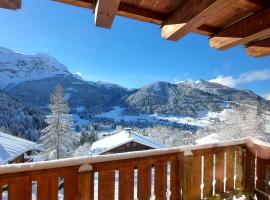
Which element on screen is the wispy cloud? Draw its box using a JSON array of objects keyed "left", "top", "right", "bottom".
[{"left": 209, "top": 69, "right": 270, "bottom": 87}]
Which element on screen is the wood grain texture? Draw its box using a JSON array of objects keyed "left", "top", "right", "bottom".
[
  {"left": 119, "top": 167, "right": 134, "bottom": 200},
  {"left": 203, "top": 153, "right": 213, "bottom": 198},
  {"left": 215, "top": 151, "right": 225, "bottom": 194},
  {"left": 94, "top": 0, "right": 121, "bottom": 28},
  {"left": 78, "top": 171, "right": 94, "bottom": 200},
  {"left": 246, "top": 37, "right": 270, "bottom": 57},
  {"left": 161, "top": 0, "right": 233, "bottom": 41},
  {"left": 170, "top": 158, "right": 181, "bottom": 200},
  {"left": 0, "top": 0, "right": 21, "bottom": 10},
  {"left": 137, "top": 163, "right": 152, "bottom": 200},
  {"left": 37, "top": 175, "right": 58, "bottom": 200},
  {"left": 210, "top": 8, "right": 270, "bottom": 50},
  {"left": 98, "top": 170, "right": 115, "bottom": 200},
  {"left": 154, "top": 160, "right": 167, "bottom": 200}
]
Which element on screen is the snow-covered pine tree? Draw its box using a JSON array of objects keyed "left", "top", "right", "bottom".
[{"left": 41, "top": 84, "right": 74, "bottom": 160}]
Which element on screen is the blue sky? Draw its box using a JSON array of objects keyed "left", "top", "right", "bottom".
[{"left": 0, "top": 0, "right": 269, "bottom": 98}]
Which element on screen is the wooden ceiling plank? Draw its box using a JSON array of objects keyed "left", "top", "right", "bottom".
[
  {"left": 161, "top": 0, "right": 233, "bottom": 41},
  {"left": 117, "top": 4, "right": 165, "bottom": 25},
  {"left": 210, "top": 7, "right": 270, "bottom": 50},
  {"left": 246, "top": 37, "right": 270, "bottom": 57},
  {"left": 94, "top": 0, "right": 121, "bottom": 28}
]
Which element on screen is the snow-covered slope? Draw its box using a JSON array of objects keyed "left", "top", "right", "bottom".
[{"left": 0, "top": 47, "right": 71, "bottom": 88}]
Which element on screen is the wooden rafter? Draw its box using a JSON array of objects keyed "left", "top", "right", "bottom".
[
  {"left": 246, "top": 37, "right": 270, "bottom": 57},
  {"left": 210, "top": 8, "right": 270, "bottom": 50},
  {"left": 0, "top": 0, "right": 21, "bottom": 10},
  {"left": 161, "top": 0, "right": 234, "bottom": 41},
  {"left": 93, "top": 0, "right": 121, "bottom": 28}
]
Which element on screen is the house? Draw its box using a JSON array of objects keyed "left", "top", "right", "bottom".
[
  {"left": 0, "top": 132, "right": 38, "bottom": 164},
  {"left": 90, "top": 128, "right": 166, "bottom": 155}
]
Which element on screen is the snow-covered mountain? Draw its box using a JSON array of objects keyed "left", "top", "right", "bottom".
[
  {"left": 123, "top": 80, "right": 269, "bottom": 117},
  {"left": 1, "top": 46, "right": 269, "bottom": 132},
  {"left": 0, "top": 47, "right": 71, "bottom": 88}
]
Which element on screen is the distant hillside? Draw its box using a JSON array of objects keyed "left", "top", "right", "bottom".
[{"left": 0, "top": 90, "right": 44, "bottom": 141}]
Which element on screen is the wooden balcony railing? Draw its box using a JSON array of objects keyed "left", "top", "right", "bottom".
[{"left": 0, "top": 137, "right": 270, "bottom": 200}]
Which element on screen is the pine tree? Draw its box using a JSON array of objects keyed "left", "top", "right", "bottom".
[{"left": 41, "top": 84, "right": 74, "bottom": 160}]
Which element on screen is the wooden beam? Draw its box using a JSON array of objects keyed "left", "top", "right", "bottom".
[
  {"left": 0, "top": 0, "right": 21, "bottom": 10},
  {"left": 53, "top": 0, "right": 164, "bottom": 24},
  {"left": 246, "top": 37, "right": 270, "bottom": 57},
  {"left": 161, "top": 0, "right": 233, "bottom": 41},
  {"left": 210, "top": 8, "right": 270, "bottom": 50},
  {"left": 94, "top": 0, "right": 121, "bottom": 28}
]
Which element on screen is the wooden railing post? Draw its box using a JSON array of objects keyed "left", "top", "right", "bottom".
[
  {"left": 78, "top": 164, "right": 94, "bottom": 200},
  {"left": 182, "top": 150, "right": 200, "bottom": 200},
  {"left": 243, "top": 148, "right": 255, "bottom": 196}
]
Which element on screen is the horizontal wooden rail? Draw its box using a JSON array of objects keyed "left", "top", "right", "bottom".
[{"left": 0, "top": 137, "right": 269, "bottom": 200}]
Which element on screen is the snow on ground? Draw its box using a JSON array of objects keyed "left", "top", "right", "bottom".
[
  {"left": 72, "top": 114, "right": 89, "bottom": 127},
  {"left": 96, "top": 106, "right": 233, "bottom": 127}
]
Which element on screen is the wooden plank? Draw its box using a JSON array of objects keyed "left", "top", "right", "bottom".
[
  {"left": 117, "top": 4, "right": 165, "bottom": 25},
  {"left": 154, "top": 160, "right": 167, "bottom": 200},
  {"left": 137, "top": 163, "right": 152, "bottom": 200},
  {"left": 0, "top": 0, "right": 21, "bottom": 10},
  {"left": 210, "top": 8, "right": 270, "bottom": 50},
  {"left": 119, "top": 167, "right": 134, "bottom": 200},
  {"left": 226, "top": 148, "right": 235, "bottom": 192},
  {"left": 203, "top": 153, "right": 213, "bottom": 198},
  {"left": 63, "top": 169, "right": 79, "bottom": 200},
  {"left": 170, "top": 158, "right": 181, "bottom": 200},
  {"left": 246, "top": 37, "right": 270, "bottom": 57},
  {"left": 182, "top": 153, "right": 201, "bottom": 200},
  {"left": 98, "top": 170, "right": 115, "bottom": 200},
  {"left": 78, "top": 171, "right": 94, "bottom": 200},
  {"left": 215, "top": 151, "right": 224, "bottom": 194},
  {"left": 161, "top": 0, "right": 233, "bottom": 41},
  {"left": 94, "top": 0, "right": 121, "bottom": 28},
  {"left": 0, "top": 183, "right": 2, "bottom": 200},
  {"left": 37, "top": 175, "right": 58, "bottom": 200},
  {"left": 235, "top": 148, "right": 244, "bottom": 189},
  {"left": 8, "top": 179, "right": 32, "bottom": 200},
  {"left": 244, "top": 149, "right": 255, "bottom": 194}
]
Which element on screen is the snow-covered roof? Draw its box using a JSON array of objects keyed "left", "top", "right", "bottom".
[
  {"left": 195, "top": 133, "right": 221, "bottom": 145},
  {"left": 90, "top": 129, "right": 166, "bottom": 155},
  {"left": 0, "top": 132, "right": 38, "bottom": 164}
]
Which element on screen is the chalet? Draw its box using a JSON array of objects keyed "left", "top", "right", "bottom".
[
  {"left": 90, "top": 128, "right": 166, "bottom": 155},
  {"left": 0, "top": 132, "right": 38, "bottom": 164}
]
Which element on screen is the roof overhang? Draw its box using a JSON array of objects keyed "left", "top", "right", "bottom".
[
  {"left": 53, "top": 0, "right": 270, "bottom": 57},
  {"left": 0, "top": 0, "right": 21, "bottom": 10}
]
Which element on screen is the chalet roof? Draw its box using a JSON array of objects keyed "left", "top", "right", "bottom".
[
  {"left": 0, "top": 132, "right": 38, "bottom": 164},
  {"left": 90, "top": 129, "right": 166, "bottom": 155}
]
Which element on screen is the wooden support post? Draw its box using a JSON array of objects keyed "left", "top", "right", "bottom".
[
  {"left": 94, "top": 0, "right": 121, "bottom": 28},
  {"left": 78, "top": 164, "right": 94, "bottom": 200}
]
